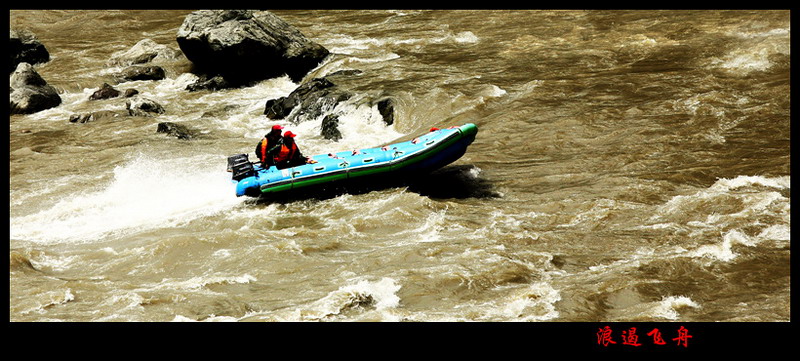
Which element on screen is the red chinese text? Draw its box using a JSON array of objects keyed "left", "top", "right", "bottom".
[{"left": 597, "top": 326, "right": 692, "bottom": 348}]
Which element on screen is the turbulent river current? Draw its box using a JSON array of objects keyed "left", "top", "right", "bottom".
[{"left": 9, "top": 10, "right": 790, "bottom": 325}]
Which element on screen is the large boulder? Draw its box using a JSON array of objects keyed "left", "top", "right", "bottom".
[
  {"left": 10, "top": 29, "right": 50, "bottom": 73},
  {"left": 10, "top": 62, "right": 61, "bottom": 114},
  {"left": 176, "top": 10, "right": 329, "bottom": 86}
]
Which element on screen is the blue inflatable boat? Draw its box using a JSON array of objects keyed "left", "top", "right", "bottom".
[{"left": 227, "top": 123, "right": 478, "bottom": 197}]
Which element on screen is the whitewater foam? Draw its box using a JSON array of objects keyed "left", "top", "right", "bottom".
[
  {"left": 10, "top": 154, "right": 245, "bottom": 244},
  {"left": 649, "top": 296, "right": 701, "bottom": 320},
  {"left": 295, "top": 277, "right": 402, "bottom": 321},
  {"left": 711, "top": 27, "right": 789, "bottom": 74},
  {"left": 494, "top": 282, "right": 561, "bottom": 321}
]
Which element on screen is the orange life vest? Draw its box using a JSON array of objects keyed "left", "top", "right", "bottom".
[
  {"left": 273, "top": 142, "right": 297, "bottom": 164},
  {"left": 260, "top": 138, "right": 269, "bottom": 163}
]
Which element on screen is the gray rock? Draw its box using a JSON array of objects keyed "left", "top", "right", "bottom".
[
  {"left": 176, "top": 10, "right": 329, "bottom": 86},
  {"left": 9, "top": 62, "right": 61, "bottom": 114},
  {"left": 126, "top": 96, "right": 165, "bottom": 116},
  {"left": 156, "top": 121, "right": 194, "bottom": 140},
  {"left": 376, "top": 98, "right": 394, "bottom": 126},
  {"left": 262, "top": 73, "right": 397, "bottom": 142},
  {"left": 68, "top": 110, "right": 122, "bottom": 123},
  {"left": 109, "top": 38, "right": 181, "bottom": 66},
  {"left": 320, "top": 114, "right": 342, "bottom": 141},
  {"left": 117, "top": 65, "right": 166, "bottom": 81},
  {"left": 89, "top": 83, "right": 121, "bottom": 100},
  {"left": 263, "top": 77, "right": 351, "bottom": 123},
  {"left": 185, "top": 74, "right": 233, "bottom": 92},
  {"left": 10, "top": 29, "right": 49, "bottom": 73}
]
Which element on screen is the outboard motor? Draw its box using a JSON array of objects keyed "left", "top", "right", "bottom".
[{"left": 227, "top": 154, "right": 255, "bottom": 181}]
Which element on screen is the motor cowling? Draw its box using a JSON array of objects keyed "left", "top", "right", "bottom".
[{"left": 227, "top": 153, "right": 255, "bottom": 181}]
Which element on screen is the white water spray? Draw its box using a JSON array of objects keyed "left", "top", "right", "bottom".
[{"left": 10, "top": 154, "right": 245, "bottom": 245}]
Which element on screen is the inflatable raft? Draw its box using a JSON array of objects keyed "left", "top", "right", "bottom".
[{"left": 228, "top": 123, "right": 478, "bottom": 197}]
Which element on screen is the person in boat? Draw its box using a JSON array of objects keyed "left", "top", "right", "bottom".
[
  {"left": 273, "top": 131, "right": 316, "bottom": 169},
  {"left": 255, "top": 124, "right": 284, "bottom": 168}
]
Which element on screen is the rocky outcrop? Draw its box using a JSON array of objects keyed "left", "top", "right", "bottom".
[
  {"left": 109, "top": 38, "right": 181, "bottom": 66},
  {"left": 156, "top": 121, "right": 194, "bottom": 140},
  {"left": 185, "top": 74, "right": 234, "bottom": 92},
  {"left": 264, "top": 77, "right": 351, "bottom": 122},
  {"left": 126, "top": 96, "right": 165, "bottom": 116},
  {"left": 10, "top": 29, "right": 50, "bottom": 73},
  {"left": 107, "top": 39, "right": 175, "bottom": 83},
  {"left": 320, "top": 114, "right": 342, "bottom": 141},
  {"left": 176, "top": 10, "right": 329, "bottom": 88},
  {"left": 116, "top": 65, "right": 166, "bottom": 81},
  {"left": 90, "top": 83, "right": 121, "bottom": 100},
  {"left": 262, "top": 71, "right": 396, "bottom": 140},
  {"left": 89, "top": 83, "right": 140, "bottom": 100},
  {"left": 68, "top": 110, "right": 122, "bottom": 124},
  {"left": 376, "top": 98, "right": 394, "bottom": 126},
  {"left": 10, "top": 62, "right": 61, "bottom": 114}
]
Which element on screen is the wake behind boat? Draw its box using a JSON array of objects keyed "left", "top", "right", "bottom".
[{"left": 228, "top": 123, "right": 478, "bottom": 198}]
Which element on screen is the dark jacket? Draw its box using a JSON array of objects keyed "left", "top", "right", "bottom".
[{"left": 255, "top": 135, "right": 282, "bottom": 167}]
